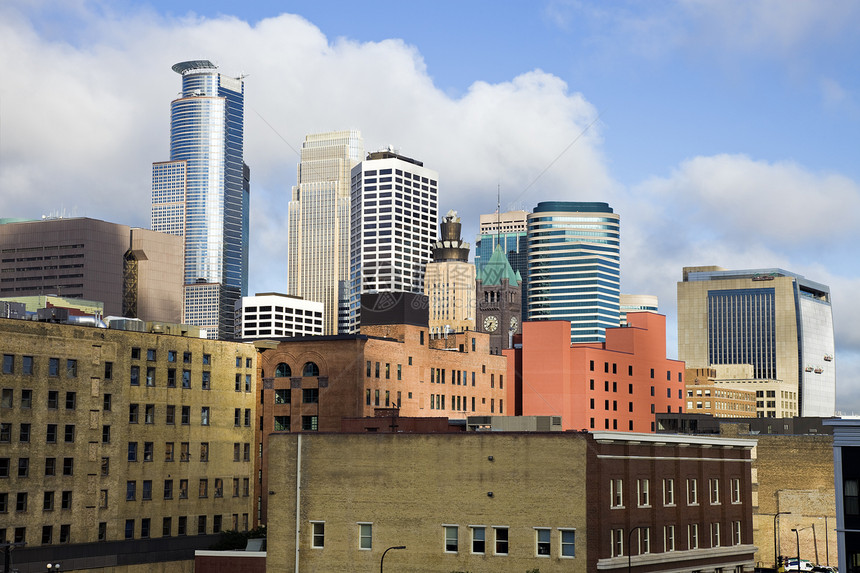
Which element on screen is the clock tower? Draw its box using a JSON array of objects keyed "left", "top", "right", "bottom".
[{"left": 476, "top": 244, "right": 522, "bottom": 354}]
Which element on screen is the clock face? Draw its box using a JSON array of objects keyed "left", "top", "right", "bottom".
[
  {"left": 483, "top": 315, "right": 499, "bottom": 332},
  {"left": 509, "top": 316, "right": 519, "bottom": 331}
]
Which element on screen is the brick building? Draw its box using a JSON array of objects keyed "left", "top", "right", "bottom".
[
  {"left": 265, "top": 431, "right": 756, "bottom": 572},
  {"left": 685, "top": 367, "right": 758, "bottom": 418},
  {"left": 254, "top": 321, "right": 507, "bottom": 526},
  {"left": 506, "top": 312, "right": 685, "bottom": 432},
  {"left": 0, "top": 317, "right": 256, "bottom": 571}
]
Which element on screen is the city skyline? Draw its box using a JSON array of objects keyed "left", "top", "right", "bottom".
[{"left": 0, "top": 2, "right": 858, "bottom": 410}]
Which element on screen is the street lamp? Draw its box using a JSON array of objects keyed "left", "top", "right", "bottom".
[
  {"left": 774, "top": 511, "right": 789, "bottom": 569},
  {"left": 791, "top": 528, "right": 800, "bottom": 571},
  {"left": 627, "top": 526, "right": 647, "bottom": 573},
  {"left": 46, "top": 564, "right": 61, "bottom": 571},
  {"left": 380, "top": 545, "right": 405, "bottom": 573}
]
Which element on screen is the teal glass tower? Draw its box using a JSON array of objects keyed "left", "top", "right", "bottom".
[
  {"left": 152, "top": 60, "right": 249, "bottom": 339},
  {"left": 526, "top": 201, "right": 620, "bottom": 343}
]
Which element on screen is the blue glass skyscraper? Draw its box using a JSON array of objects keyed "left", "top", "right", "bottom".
[
  {"left": 526, "top": 201, "right": 620, "bottom": 343},
  {"left": 152, "top": 60, "right": 248, "bottom": 339}
]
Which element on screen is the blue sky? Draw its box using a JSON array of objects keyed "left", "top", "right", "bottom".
[{"left": 2, "top": 0, "right": 859, "bottom": 410}]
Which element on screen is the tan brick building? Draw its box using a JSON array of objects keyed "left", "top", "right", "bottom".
[
  {"left": 254, "top": 323, "right": 507, "bottom": 525},
  {"left": 265, "top": 431, "right": 756, "bottom": 572},
  {"left": 0, "top": 317, "right": 256, "bottom": 570},
  {"left": 686, "top": 367, "right": 758, "bottom": 418}
]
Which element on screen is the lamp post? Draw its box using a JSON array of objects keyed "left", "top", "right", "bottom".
[
  {"left": 380, "top": 545, "right": 405, "bottom": 573},
  {"left": 627, "top": 526, "right": 647, "bottom": 573},
  {"left": 773, "top": 511, "right": 788, "bottom": 569},
  {"left": 791, "top": 528, "right": 800, "bottom": 571}
]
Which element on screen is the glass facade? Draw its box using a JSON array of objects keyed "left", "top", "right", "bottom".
[
  {"left": 152, "top": 61, "right": 248, "bottom": 339},
  {"left": 707, "top": 288, "right": 776, "bottom": 379},
  {"left": 526, "top": 202, "right": 620, "bottom": 343}
]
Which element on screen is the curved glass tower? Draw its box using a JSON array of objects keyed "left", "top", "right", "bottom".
[
  {"left": 152, "top": 60, "right": 248, "bottom": 339},
  {"left": 526, "top": 201, "right": 620, "bottom": 343}
]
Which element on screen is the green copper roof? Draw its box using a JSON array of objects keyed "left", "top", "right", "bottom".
[{"left": 477, "top": 245, "right": 521, "bottom": 286}]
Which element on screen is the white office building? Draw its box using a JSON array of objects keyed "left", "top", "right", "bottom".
[{"left": 234, "top": 293, "right": 324, "bottom": 339}]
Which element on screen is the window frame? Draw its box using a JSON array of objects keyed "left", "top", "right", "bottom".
[
  {"left": 470, "top": 525, "right": 486, "bottom": 555},
  {"left": 559, "top": 528, "right": 576, "bottom": 558},
  {"left": 311, "top": 521, "right": 325, "bottom": 549},
  {"left": 358, "top": 522, "right": 372, "bottom": 550},
  {"left": 443, "top": 524, "right": 459, "bottom": 553},
  {"left": 535, "top": 527, "right": 551, "bottom": 556}
]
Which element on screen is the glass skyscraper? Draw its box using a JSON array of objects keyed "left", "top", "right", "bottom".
[
  {"left": 526, "top": 201, "right": 620, "bottom": 343},
  {"left": 152, "top": 60, "right": 248, "bottom": 339}
]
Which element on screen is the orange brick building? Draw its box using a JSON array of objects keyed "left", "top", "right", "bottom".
[
  {"left": 506, "top": 312, "right": 685, "bottom": 432},
  {"left": 254, "top": 322, "right": 507, "bottom": 525}
]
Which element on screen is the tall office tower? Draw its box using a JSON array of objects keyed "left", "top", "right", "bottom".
[
  {"left": 526, "top": 201, "right": 620, "bottom": 343},
  {"left": 425, "top": 210, "right": 475, "bottom": 336},
  {"left": 475, "top": 210, "right": 529, "bottom": 320},
  {"left": 678, "top": 266, "right": 835, "bottom": 417},
  {"left": 152, "top": 60, "right": 249, "bottom": 340},
  {"left": 287, "top": 130, "right": 364, "bottom": 335},
  {"left": 348, "top": 149, "right": 438, "bottom": 331}
]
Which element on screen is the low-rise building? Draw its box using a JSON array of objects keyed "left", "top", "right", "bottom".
[
  {"left": 234, "top": 292, "right": 324, "bottom": 339},
  {"left": 0, "top": 316, "right": 256, "bottom": 570},
  {"left": 506, "top": 312, "right": 685, "bottom": 432},
  {"left": 686, "top": 367, "right": 758, "bottom": 418},
  {"left": 265, "top": 431, "right": 756, "bottom": 572}
]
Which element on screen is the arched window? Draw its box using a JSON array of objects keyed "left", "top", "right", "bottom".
[
  {"left": 275, "top": 363, "right": 291, "bottom": 378},
  {"left": 302, "top": 362, "right": 320, "bottom": 377}
]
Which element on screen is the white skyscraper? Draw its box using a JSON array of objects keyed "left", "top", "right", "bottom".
[
  {"left": 348, "top": 149, "right": 438, "bottom": 331},
  {"left": 287, "top": 130, "right": 364, "bottom": 335}
]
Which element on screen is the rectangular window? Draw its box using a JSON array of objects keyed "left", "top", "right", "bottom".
[
  {"left": 203, "top": 354, "right": 211, "bottom": 365},
  {"left": 98, "top": 457, "right": 107, "bottom": 476},
  {"left": 0, "top": 423, "right": 9, "bottom": 442},
  {"left": 146, "top": 366, "right": 155, "bottom": 386},
  {"left": 2, "top": 354, "right": 12, "bottom": 374},
  {"left": 303, "top": 388, "right": 319, "bottom": 403},
  {"left": 166, "top": 405, "right": 175, "bottom": 425},
  {"left": 711, "top": 522, "right": 721, "bottom": 547},
  {"left": 359, "top": 523, "right": 372, "bottom": 550},
  {"left": 66, "top": 359, "right": 77, "bottom": 378},
  {"left": 142, "top": 480, "right": 152, "bottom": 501},
  {"left": 182, "top": 370, "right": 191, "bottom": 388},
  {"left": 471, "top": 526, "right": 485, "bottom": 554},
  {"left": 179, "top": 479, "right": 188, "bottom": 499},
  {"left": 63, "top": 457, "right": 73, "bottom": 475},
  {"left": 710, "top": 478, "right": 721, "bottom": 504},
  {"left": 104, "top": 361, "right": 113, "bottom": 379},
  {"left": 103, "top": 393, "right": 111, "bottom": 411},
  {"left": 43, "top": 491, "right": 54, "bottom": 511},
  {"left": 202, "top": 371, "right": 210, "bottom": 389},
  {"left": 732, "top": 521, "right": 742, "bottom": 545},
  {"left": 181, "top": 442, "right": 190, "bottom": 462},
  {"left": 164, "top": 480, "right": 173, "bottom": 499},
  {"left": 688, "top": 523, "right": 699, "bottom": 549},
  {"left": 663, "top": 478, "right": 675, "bottom": 506},
  {"left": 638, "top": 527, "right": 650, "bottom": 554},
  {"left": 664, "top": 525, "right": 675, "bottom": 551},
  {"left": 559, "top": 530, "right": 577, "bottom": 558},
  {"left": 275, "top": 389, "right": 290, "bottom": 404},
  {"left": 145, "top": 404, "right": 154, "bottom": 424},
  {"left": 17, "top": 457, "right": 28, "bottom": 477},
  {"left": 201, "top": 406, "right": 210, "bottom": 426},
  {"left": 102, "top": 425, "right": 112, "bottom": 444},
  {"left": 302, "top": 416, "right": 318, "bottom": 431},
  {"left": 687, "top": 478, "right": 698, "bottom": 505},
  {"left": 181, "top": 406, "right": 190, "bottom": 425},
  {"left": 214, "top": 478, "right": 223, "bottom": 498},
  {"left": 731, "top": 478, "right": 741, "bottom": 504},
  {"left": 178, "top": 516, "right": 187, "bottom": 535},
  {"left": 64, "top": 424, "right": 74, "bottom": 442},
  {"left": 130, "top": 365, "right": 140, "bottom": 386},
  {"left": 127, "top": 442, "right": 137, "bottom": 462},
  {"left": 126, "top": 481, "right": 136, "bottom": 501},
  {"left": 198, "top": 515, "right": 207, "bottom": 535},
  {"left": 184, "top": 351, "right": 192, "bottom": 364},
  {"left": 129, "top": 404, "right": 139, "bottom": 424},
  {"left": 41, "top": 525, "right": 52, "bottom": 545},
  {"left": 60, "top": 491, "right": 71, "bottom": 510},
  {"left": 0, "top": 389, "right": 11, "bottom": 409},
  {"left": 140, "top": 518, "right": 151, "bottom": 539},
  {"left": 163, "top": 517, "right": 172, "bottom": 537},
  {"left": 167, "top": 368, "right": 176, "bottom": 387},
  {"left": 19, "top": 423, "right": 30, "bottom": 443},
  {"left": 444, "top": 525, "right": 458, "bottom": 552},
  {"left": 610, "top": 478, "right": 623, "bottom": 508},
  {"left": 312, "top": 522, "right": 325, "bottom": 548},
  {"left": 274, "top": 416, "right": 289, "bottom": 431},
  {"left": 494, "top": 527, "right": 509, "bottom": 555},
  {"left": 199, "top": 479, "right": 208, "bottom": 498},
  {"left": 143, "top": 442, "right": 153, "bottom": 462},
  {"left": 147, "top": 349, "right": 156, "bottom": 361},
  {"left": 611, "top": 528, "right": 624, "bottom": 557},
  {"left": 49, "top": 357, "right": 60, "bottom": 376},
  {"left": 638, "top": 478, "right": 650, "bottom": 507},
  {"left": 536, "top": 527, "right": 551, "bottom": 556}
]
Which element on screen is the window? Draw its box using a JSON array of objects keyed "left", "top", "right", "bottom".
[
  {"left": 47, "top": 390, "right": 58, "bottom": 409},
  {"left": 244, "top": 409, "right": 251, "bottom": 426},
  {"left": 63, "top": 457, "right": 73, "bottom": 475},
  {"left": 711, "top": 522, "right": 721, "bottom": 547},
  {"left": 125, "top": 519, "right": 134, "bottom": 539},
  {"left": 213, "top": 515, "right": 222, "bottom": 534},
  {"left": 19, "top": 423, "right": 30, "bottom": 443},
  {"left": 141, "top": 518, "right": 151, "bottom": 539},
  {"left": 166, "top": 405, "right": 175, "bottom": 425},
  {"left": 0, "top": 389, "right": 10, "bottom": 408},
  {"left": 60, "top": 491, "right": 72, "bottom": 510},
  {"left": 536, "top": 528, "right": 551, "bottom": 556},
  {"left": 610, "top": 478, "right": 623, "bottom": 508},
  {"left": 146, "top": 366, "right": 155, "bottom": 386},
  {"left": 303, "top": 388, "right": 319, "bottom": 403},
  {"left": 243, "top": 478, "right": 250, "bottom": 496},
  {"left": 41, "top": 526, "right": 52, "bottom": 544},
  {"left": 128, "top": 442, "right": 138, "bottom": 462},
  {"left": 201, "top": 407, "right": 210, "bottom": 426},
  {"left": 234, "top": 408, "right": 241, "bottom": 426},
  {"left": 311, "top": 522, "right": 325, "bottom": 548},
  {"left": 0, "top": 458, "right": 7, "bottom": 478},
  {"left": 129, "top": 404, "right": 139, "bottom": 423},
  {"left": 274, "top": 416, "right": 289, "bottom": 431},
  {"left": 732, "top": 521, "right": 742, "bottom": 545},
  {"left": 168, "top": 350, "right": 176, "bottom": 363},
  {"left": 276, "top": 363, "right": 291, "bottom": 378},
  {"left": 203, "top": 354, "right": 211, "bottom": 366},
  {"left": 16, "top": 492, "right": 27, "bottom": 512},
  {"left": 664, "top": 525, "right": 675, "bottom": 551},
  {"left": 731, "top": 478, "right": 741, "bottom": 504},
  {"left": 164, "top": 480, "right": 173, "bottom": 499},
  {"left": 64, "top": 424, "right": 75, "bottom": 442},
  {"left": 178, "top": 516, "right": 187, "bottom": 535},
  {"left": 49, "top": 357, "right": 60, "bottom": 376},
  {"left": 494, "top": 527, "right": 509, "bottom": 555},
  {"left": 179, "top": 479, "right": 188, "bottom": 499},
  {"left": 130, "top": 365, "right": 140, "bottom": 386},
  {"left": 102, "top": 425, "right": 110, "bottom": 443},
  {"left": 638, "top": 527, "right": 650, "bottom": 554},
  {"left": 688, "top": 523, "right": 699, "bottom": 549},
  {"left": 710, "top": 478, "right": 721, "bottom": 504},
  {"left": 183, "top": 351, "right": 192, "bottom": 364},
  {"left": 18, "top": 458, "right": 28, "bottom": 477},
  {"left": 638, "top": 478, "right": 650, "bottom": 507},
  {"left": 2, "top": 354, "right": 13, "bottom": 374},
  {"left": 65, "top": 391, "right": 77, "bottom": 410},
  {"left": 202, "top": 371, "right": 210, "bottom": 389},
  {"left": 275, "top": 389, "right": 290, "bottom": 404},
  {"left": 98, "top": 522, "right": 107, "bottom": 541},
  {"left": 302, "top": 415, "right": 318, "bottom": 431},
  {"left": 144, "top": 442, "right": 153, "bottom": 462},
  {"left": 444, "top": 525, "right": 458, "bottom": 552},
  {"left": 245, "top": 374, "right": 251, "bottom": 392},
  {"left": 145, "top": 404, "right": 155, "bottom": 424},
  {"left": 303, "top": 362, "right": 320, "bottom": 377},
  {"left": 471, "top": 526, "right": 485, "bottom": 554},
  {"left": 359, "top": 523, "right": 372, "bottom": 550},
  {"left": 126, "top": 481, "right": 136, "bottom": 501},
  {"left": 663, "top": 478, "right": 675, "bottom": 506},
  {"left": 66, "top": 359, "right": 77, "bottom": 378},
  {"left": 687, "top": 478, "right": 698, "bottom": 505},
  {"left": 103, "top": 393, "right": 111, "bottom": 411},
  {"left": 99, "top": 489, "right": 108, "bottom": 508},
  {"left": 20, "top": 389, "right": 32, "bottom": 409},
  {"left": 182, "top": 370, "right": 190, "bottom": 388},
  {"left": 142, "top": 480, "right": 152, "bottom": 501},
  {"left": 181, "top": 406, "right": 190, "bottom": 425},
  {"left": 198, "top": 515, "right": 207, "bottom": 535},
  {"left": 199, "top": 479, "right": 208, "bottom": 498},
  {"left": 104, "top": 361, "right": 113, "bottom": 379},
  {"left": 0, "top": 423, "right": 9, "bottom": 442},
  {"left": 181, "top": 442, "right": 190, "bottom": 462},
  {"left": 233, "top": 478, "right": 240, "bottom": 497},
  {"left": 200, "top": 443, "right": 209, "bottom": 462},
  {"left": 22, "top": 356, "right": 33, "bottom": 375},
  {"left": 557, "top": 528, "right": 576, "bottom": 558},
  {"left": 43, "top": 491, "right": 54, "bottom": 511},
  {"left": 611, "top": 528, "right": 624, "bottom": 557},
  {"left": 167, "top": 368, "right": 176, "bottom": 387},
  {"left": 98, "top": 457, "right": 107, "bottom": 476},
  {"left": 146, "top": 349, "right": 156, "bottom": 361},
  {"left": 214, "top": 478, "right": 223, "bottom": 498}
]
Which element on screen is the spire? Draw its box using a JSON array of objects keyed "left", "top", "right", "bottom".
[{"left": 476, "top": 244, "right": 520, "bottom": 287}]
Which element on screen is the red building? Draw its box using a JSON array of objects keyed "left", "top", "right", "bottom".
[{"left": 506, "top": 312, "right": 685, "bottom": 432}]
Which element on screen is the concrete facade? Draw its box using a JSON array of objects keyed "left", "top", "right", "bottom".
[
  {"left": 0, "top": 218, "right": 183, "bottom": 323},
  {"left": 234, "top": 293, "right": 323, "bottom": 339},
  {"left": 264, "top": 431, "right": 756, "bottom": 572},
  {"left": 506, "top": 312, "right": 685, "bottom": 432},
  {"left": 0, "top": 317, "right": 256, "bottom": 570}
]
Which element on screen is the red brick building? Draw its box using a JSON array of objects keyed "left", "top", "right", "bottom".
[{"left": 506, "top": 312, "right": 684, "bottom": 432}]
